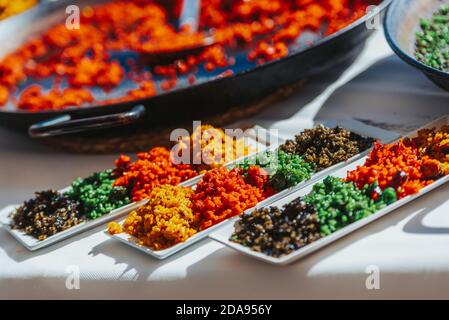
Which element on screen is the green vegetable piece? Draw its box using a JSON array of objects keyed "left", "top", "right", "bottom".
[
  {"left": 66, "top": 170, "right": 130, "bottom": 220},
  {"left": 304, "top": 176, "right": 388, "bottom": 237},
  {"left": 237, "top": 149, "right": 315, "bottom": 191},
  {"left": 379, "top": 187, "right": 397, "bottom": 205}
]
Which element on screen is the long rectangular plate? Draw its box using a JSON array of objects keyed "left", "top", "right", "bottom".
[
  {"left": 209, "top": 116, "right": 449, "bottom": 265},
  {"left": 108, "top": 119, "right": 399, "bottom": 259},
  {"left": 0, "top": 127, "right": 278, "bottom": 251}
]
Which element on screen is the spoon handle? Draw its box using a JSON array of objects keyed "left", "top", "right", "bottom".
[{"left": 179, "top": 0, "right": 201, "bottom": 32}]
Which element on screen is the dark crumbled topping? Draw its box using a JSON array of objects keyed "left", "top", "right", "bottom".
[
  {"left": 280, "top": 125, "right": 374, "bottom": 171},
  {"left": 10, "top": 190, "right": 83, "bottom": 241},
  {"left": 230, "top": 198, "right": 321, "bottom": 257}
]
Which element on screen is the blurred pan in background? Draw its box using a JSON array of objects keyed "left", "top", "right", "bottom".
[{"left": 0, "top": 0, "right": 392, "bottom": 137}]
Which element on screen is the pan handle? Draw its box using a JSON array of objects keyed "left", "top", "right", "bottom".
[{"left": 28, "top": 105, "right": 146, "bottom": 138}]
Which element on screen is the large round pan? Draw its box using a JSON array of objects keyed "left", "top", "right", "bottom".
[{"left": 0, "top": 0, "right": 392, "bottom": 137}]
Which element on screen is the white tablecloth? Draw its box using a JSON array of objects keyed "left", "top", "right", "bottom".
[{"left": 1, "top": 30, "right": 449, "bottom": 299}]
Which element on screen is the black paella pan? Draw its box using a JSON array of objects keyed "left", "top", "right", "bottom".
[{"left": 0, "top": 0, "right": 392, "bottom": 137}]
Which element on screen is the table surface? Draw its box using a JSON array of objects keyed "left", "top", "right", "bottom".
[{"left": 1, "top": 30, "right": 449, "bottom": 299}]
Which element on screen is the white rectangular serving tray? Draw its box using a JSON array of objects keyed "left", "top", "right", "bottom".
[
  {"left": 0, "top": 126, "right": 279, "bottom": 251},
  {"left": 209, "top": 116, "right": 449, "bottom": 266},
  {"left": 108, "top": 119, "right": 399, "bottom": 259}
]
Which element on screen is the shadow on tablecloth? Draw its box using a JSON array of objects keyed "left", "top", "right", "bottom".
[
  {"left": 316, "top": 55, "right": 449, "bottom": 132},
  {"left": 179, "top": 184, "right": 449, "bottom": 299},
  {"left": 0, "top": 223, "right": 109, "bottom": 263}
]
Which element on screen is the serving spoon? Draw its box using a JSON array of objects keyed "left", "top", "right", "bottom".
[{"left": 137, "top": 0, "right": 216, "bottom": 65}]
